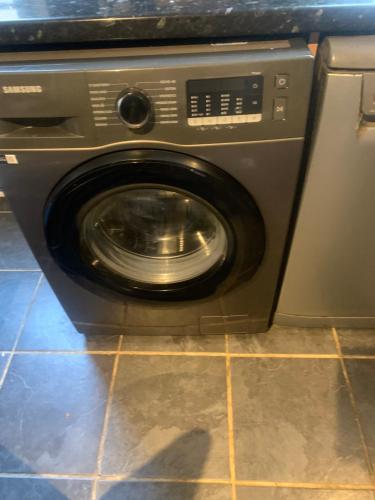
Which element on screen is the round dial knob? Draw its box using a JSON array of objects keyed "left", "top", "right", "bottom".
[{"left": 117, "top": 89, "right": 151, "bottom": 129}]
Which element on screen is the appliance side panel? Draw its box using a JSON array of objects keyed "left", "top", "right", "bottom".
[{"left": 276, "top": 70, "right": 375, "bottom": 324}]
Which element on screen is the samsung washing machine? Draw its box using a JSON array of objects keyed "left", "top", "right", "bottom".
[{"left": 0, "top": 40, "right": 313, "bottom": 336}]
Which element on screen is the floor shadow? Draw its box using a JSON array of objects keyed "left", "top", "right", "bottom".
[
  {"left": 101, "top": 428, "right": 211, "bottom": 500},
  {"left": 134, "top": 427, "right": 211, "bottom": 479},
  {"left": 0, "top": 429, "right": 211, "bottom": 499},
  {"left": 0, "top": 446, "right": 71, "bottom": 499}
]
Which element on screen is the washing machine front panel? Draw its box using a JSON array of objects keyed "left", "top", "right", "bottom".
[
  {"left": 44, "top": 149, "right": 265, "bottom": 301},
  {"left": 1, "top": 139, "right": 307, "bottom": 335}
]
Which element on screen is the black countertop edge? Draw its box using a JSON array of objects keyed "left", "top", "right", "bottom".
[{"left": 0, "top": 5, "right": 375, "bottom": 48}]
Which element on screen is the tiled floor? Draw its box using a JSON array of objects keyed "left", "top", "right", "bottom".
[{"left": 0, "top": 195, "right": 375, "bottom": 500}]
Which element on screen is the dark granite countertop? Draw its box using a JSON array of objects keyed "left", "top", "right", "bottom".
[{"left": 0, "top": 1, "right": 375, "bottom": 47}]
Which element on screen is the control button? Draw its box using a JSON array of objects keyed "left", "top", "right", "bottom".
[
  {"left": 273, "top": 98, "right": 287, "bottom": 121},
  {"left": 117, "top": 89, "right": 152, "bottom": 129},
  {"left": 204, "top": 117, "right": 217, "bottom": 125},
  {"left": 247, "top": 113, "right": 262, "bottom": 123},
  {"left": 188, "top": 114, "right": 263, "bottom": 126},
  {"left": 216, "top": 116, "right": 232, "bottom": 125},
  {"left": 275, "top": 75, "right": 289, "bottom": 89},
  {"left": 232, "top": 115, "right": 247, "bottom": 124},
  {"left": 188, "top": 117, "right": 203, "bottom": 126}
]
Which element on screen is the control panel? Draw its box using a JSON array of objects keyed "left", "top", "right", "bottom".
[
  {"left": 0, "top": 39, "right": 313, "bottom": 148},
  {"left": 187, "top": 76, "right": 263, "bottom": 126}
]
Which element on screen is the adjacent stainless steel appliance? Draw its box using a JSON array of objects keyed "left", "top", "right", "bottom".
[
  {"left": 276, "top": 36, "right": 375, "bottom": 328},
  {"left": 0, "top": 40, "right": 312, "bottom": 335}
]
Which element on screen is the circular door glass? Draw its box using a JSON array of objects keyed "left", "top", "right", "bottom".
[{"left": 78, "top": 186, "right": 229, "bottom": 285}]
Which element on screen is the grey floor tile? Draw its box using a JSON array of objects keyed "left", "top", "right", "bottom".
[
  {"left": 102, "top": 356, "right": 229, "bottom": 478},
  {"left": 229, "top": 325, "right": 336, "bottom": 354},
  {"left": 338, "top": 330, "right": 375, "bottom": 356},
  {"left": 0, "top": 271, "right": 41, "bottom": 350},
  {"left": 17, "top": 278, "right": 119, "bottom": 351},
  {"left": 122, "top": 334, "right": 225, "bottom": 352},
  {"left": 236, "top": 487, "right": 374, "bottom": 499},
  {"left": 97, "top": 481, "right": 231, "bottom": 499},
  {"left": 0, "top": 354, "right": 113, "bottom": 474},
  {"left": 0, "top": 477, "right": 92, "bottom": 499},
  {"left": 0, "top": 213, "right": 39, "bottom": 269},
  {"left": 231, "top": 358, "right": 370, "bottom": 483},
  {"left": 345, "top": 360, "right": 375, "bottom": 468}
]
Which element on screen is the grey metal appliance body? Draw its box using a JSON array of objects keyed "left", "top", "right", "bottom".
[
  {"left": 276, "top": 36, "right": 375, "bottom": 328},
  {"left": 0, "top": 40, "right": 313, "bottom": 335}
]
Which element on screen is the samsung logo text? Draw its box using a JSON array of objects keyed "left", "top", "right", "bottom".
[{"left": 2, "top": 85, "right": 43, "bottom": 94}]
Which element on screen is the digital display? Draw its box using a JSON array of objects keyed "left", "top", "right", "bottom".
[
  {"left": 186, "top": 75, "right": 263, "bottom": 126},
  {"left": 187, "top": 77, "right": 255, "bottom": 93}
]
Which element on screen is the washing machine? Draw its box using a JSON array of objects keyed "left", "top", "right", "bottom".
[{"left": 0, "top": 40, "right": 313, "bottom": 336}]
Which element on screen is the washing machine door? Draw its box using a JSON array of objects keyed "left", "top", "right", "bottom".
[{"left": 45, "top": 150, "right": 265, "bottom": 301}]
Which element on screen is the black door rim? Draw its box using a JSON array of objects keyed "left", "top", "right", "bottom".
[{"left": 44, "top": 149, "right": 266, "bottom": 302}]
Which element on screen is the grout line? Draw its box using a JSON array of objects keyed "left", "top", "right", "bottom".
[
  {"left": 0, "top": 470, "right": 374, "bottom": 490},
  {"left": 2, "top": 350, "right": 348, "bottom": 359},
  {"left": 225, "top": 335, "right": 237, "bottom": 500},
  {"left": 236, "top": 479, "right": 375, "bottom": 490},
  {"left": 0, "top": 273, "right": 43, "bottom": 389},
  {"left": 3, "top": 350, "right": 221, "bottom": 357},
  {"left": 99, "top": 476, "right": 232, "bottom": 485},
  {"left": 121, "top": 350, "right": 226, "bottom": 357},
  {"left": 229, "top": 353, "right": 339, "bottom": 359},
  {"left": 342, "top": 355, "right": 375, "bottom": 360},
  {"left": 332, "top": 327, "right": 375, "bottom": 484},
  {"left": 5, "top": 349, "right": 375, "bottom": 359},
  {"left": 12, "top": 351, "right": 119, "bottom": 356},
  {"left": 0, "top": 473, "right": 96, "bottom": 480},
  {"left": 0, "top": 269, "right": 41, "bottom": 272},
  {"left": 9, "top": 350, "right": 224, "bottom": 357},
  {"left": 91, "top": 335, "right": 123, "bottom": 500}
]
